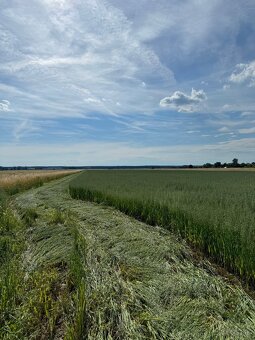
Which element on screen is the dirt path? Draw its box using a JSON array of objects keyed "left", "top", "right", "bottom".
[{"left": 12, "top": 176, "right": 255, "bottom": 339}]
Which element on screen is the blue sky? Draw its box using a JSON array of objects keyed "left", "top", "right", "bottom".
[{"left": 1, "top": 0, "right": 255, "bottom": 166}]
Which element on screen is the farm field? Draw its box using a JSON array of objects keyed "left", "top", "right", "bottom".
[
  {"left": 70, "top": 170, "right": 255, "bottom": 285},
  {"left": 1, "top": 174, "right": 255, "bottom": 339},
  {"left": 2, "top": 0, "right": 255, "bottom": 338},
  {"left": 0, "top": 169, "right": 80, "bottom": 196}
]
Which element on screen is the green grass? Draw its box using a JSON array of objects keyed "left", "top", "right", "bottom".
[
  {"left": 0, "top": 204, "right": 76, "bottom": 339},
  {"left": 0, "top": 174, "right": 79, "bottom": 339},
  {"left": 69, "top": 170, "right": 255, "bottom": 285},
  {"left": 2, "top": 173, "right": 255, "bottom": 338},
  {"left": 1, "top": 174, "right": 254, "bottom": 339}
]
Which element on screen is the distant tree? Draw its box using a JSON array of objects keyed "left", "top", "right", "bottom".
[
  {"left": 214, "top": 162, "right": 222, "bottom": 168},
  {"left": 232, "top": 158, "right": 239, "bottom": 167},
  {"left": 174, "top": 159, "right": 255, "bottom": 169},
  {"left": 203, "top": 163, "right": 212, "bottom": 168}
]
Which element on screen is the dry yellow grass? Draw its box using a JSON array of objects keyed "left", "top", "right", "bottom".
[{"left": 0, "top": 169, "right": 80, "bottom": 194}]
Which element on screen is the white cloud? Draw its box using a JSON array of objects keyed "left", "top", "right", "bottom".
[
  {"left": 241, "top": 111, "right": 255, "bottom": 117},
  {"left": 0, "top": 100, "right": 10, "bottom": 111},
  {"left": 218, "top": 127, "right": 229, "bottom": 133},
  {"left": 229, "top": 61, "right": 255, "bottom": 87},
  {"left": 238, "top": 127, "right": 255, "bottom": 134},
  {"left": 186, "top": 130, "right": 200, "bottom": 134},
  {"left": 160, "top": 88, "right": 207, "bottom": 112},
  {"left": 84, "top": 97, "right": 101, "bottom": 104},
  {"left": 223, "top": 84, "right": 230, "bottom": 90},
  {"left": 222, "top": 104, "right": 231, "bottom": 111}
]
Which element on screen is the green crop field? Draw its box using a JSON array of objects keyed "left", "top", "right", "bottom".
[
  {"left": 70, "top": 170, "right": 255, "bottom": 285},
  {"left": 1, "top": 171, "right": 255, "bottom": 338}
]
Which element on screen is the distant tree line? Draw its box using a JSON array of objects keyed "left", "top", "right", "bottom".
[
  {"left": 202, "top": 158, "right": 255, "bottom": 168},
  {"left": 1, "top": 159, "right": 255, "bottom": 171}
]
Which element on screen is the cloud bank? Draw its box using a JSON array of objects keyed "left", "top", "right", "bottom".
[{"left": 1, "top": 138, "right": 255, "bottom": 166}]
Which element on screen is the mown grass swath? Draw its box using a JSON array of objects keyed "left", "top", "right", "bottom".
[
  {"left": 69, "top": 170, "right": 255, "bottom": 285},
  {"left": 0, "top": 170, "right": 79, "bottom": 338}
]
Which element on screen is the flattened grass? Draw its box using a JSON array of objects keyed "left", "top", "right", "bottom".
[{"left": 2, "top": 173, "right": 255, "bottom": 338}]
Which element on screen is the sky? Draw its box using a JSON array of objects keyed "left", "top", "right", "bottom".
[{"left": 1, "top": 0, "right": 255, "bottom": 166}]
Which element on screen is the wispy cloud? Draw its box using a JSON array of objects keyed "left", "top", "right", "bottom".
[
  {"left": 238, "top": 127, "right": 255, "bottom": 134},
  {"left": 0, "top": 0, "right": 175, "bottom": 120},
  {"left": 13, "top": 120, "right": 41, "bottom": 140},
  {"left": 241, "top": 111, "right": 255, "bottom": 117}
]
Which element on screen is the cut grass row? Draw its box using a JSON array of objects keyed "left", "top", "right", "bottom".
[
  {"left": 0, "top": 170, "right": 79, "bottom": 278},
  {"left": 69, "top": 170, "right": 255, "bottom": 286},
  {"left": 0, "top": 204, "right": 76, "bottom": 338},
  {"left": 0, "top": 171, "right": 80, "bottom": 338}
]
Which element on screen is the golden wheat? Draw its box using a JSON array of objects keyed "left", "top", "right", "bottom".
[{"left": 0, "top": 169, "right": 79, "bottom": 194}]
